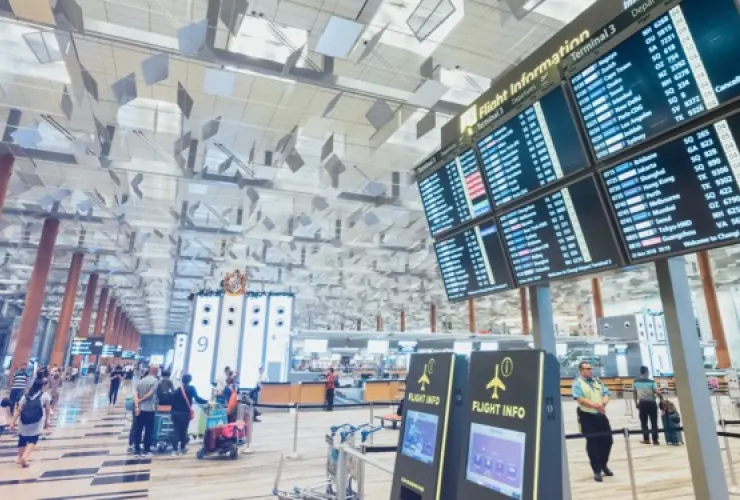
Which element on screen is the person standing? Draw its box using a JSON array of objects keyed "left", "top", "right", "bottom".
[
  {"left": 324, "top": 367, "right": 336, "bottom": 412},
  {"left": 10, "top": 379, "right": 51, "bottom": 468},
  {"left": 250, "top": 367, "right": 267, "bottom": 422},
  {"left": 573, "top": 361, "right": 613, "bottom": 482},
  {"left": 170, "top": 374, "right": 207, "bottom": 455},
  {"left": 9, "top": 364, "right": 29, "bottom": 416},
  {"left": 109, "top": 365, "right": 124, "bottom": 406},
  {"left": 132, "top": 366, "right": 159, "bottom": 457},
  {"left": 633, "top": 365, "right": 661, "bottom": 445}
]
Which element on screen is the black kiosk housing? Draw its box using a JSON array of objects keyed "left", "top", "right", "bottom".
[
  {"left": 455, "top": 349, "right": 563, "bottom": 500},
  {"left": 390, "top": 352, "right": 467, "bottom": 500}
]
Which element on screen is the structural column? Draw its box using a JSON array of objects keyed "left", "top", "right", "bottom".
[
  {"left": 529, "top": 285, "right": 571, "bottom": 499},
  {"left": 591, "top": 278, "right": 604, "bottom": 320},
  {"left": 78, "top": 273, "right": 98, "bottom": 338},
  {"left": 696, "top": 251, "right": 731, "bottom": 368},
  {"left": 520, "top": 288, "right": 530, "bottom": 334},
  {"left": 356, "top": 319, "right": 361, "bottom": 331},
  {"left": 103, "top": 298, "right": 117, "bottom": 356},
  {"left": 430, "top": 304, "right": 437, "bottom": 333},
  {"left": 49, "top": 252, "right": 84, "bottom": 367},
  {"left": 467, "top": 298, "right": 476, "bottom": 333},
  {"left": 0, "top": 155, "right": 14, "bottom": 223},
  {"left": 656, "top": 257, "right": 728, "bottom": 498},
  {"left": 400, "top": 310, "right": 406, "bottom": 332},
  {"left": 11, "top": 218, "right": 60, "bottom": 373},
  {"left": 94, "top": 287, "right": 109, "bottom": 336},
  {"left": 376, "top": 314, "right": 382, "bottom": 332}
]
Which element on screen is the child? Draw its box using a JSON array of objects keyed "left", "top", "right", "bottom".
[
  {"left": 0, "top": 398, "right": 11, "bottom": 439},
  {"left": 660, "top": 399, "right": 683, "bottom": 445}
]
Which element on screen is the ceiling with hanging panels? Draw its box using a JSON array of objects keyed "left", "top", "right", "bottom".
[{"left": 1, "top": 0, "right": 736, "bottom": 336}]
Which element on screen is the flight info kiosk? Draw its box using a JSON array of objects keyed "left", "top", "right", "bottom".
[
  {"left": 391, "top": 352, "right": 459, "bottom": 500},
  {"left": 456, "top": 350, "right": 562, "bottom": 500}
]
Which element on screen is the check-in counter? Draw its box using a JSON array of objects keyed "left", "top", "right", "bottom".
[
  {"left": 260, "top": 382, "right": 292, "bottom": 404},
  {"left": 297, "top": 381, "right": 326, "bottom": 404},
  {"left": 363, "top": 379, "right": 406, "bottom": 402}
]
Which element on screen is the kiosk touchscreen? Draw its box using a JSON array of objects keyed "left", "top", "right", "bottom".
[
  {"left": 391, "top": 352, "right": 458, "bottom": 500},
  {"left": 456, "top": 350, "right": 562, "bottom": 500}
]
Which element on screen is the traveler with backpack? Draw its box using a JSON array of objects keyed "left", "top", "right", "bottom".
[
  {"left": 108, "top": 365, "right": 124, "bottom": 405},
  {"left": 10, "top": 379, "right": 51, "bottom": 468},
  {"left": 156, "top": 370, "right": 175, "bottom": 411}
]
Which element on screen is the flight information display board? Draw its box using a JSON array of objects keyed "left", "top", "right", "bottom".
[
  {"left": 476, "top": 86, "right": 589, "bottom": 207},
  {"left": 434, "top": 219, "right": 515, "bottom": 301},
  {"left": 601, "top": 112, "right": 740, "bottom": 263},
  {"left": 499, "top": 176, "right": 622, "bottom": 285},
  {"left": 571, "top": 0, "right": 740, "bottom": 161},
  {"left": 419, "top": 147, "right": 492, "bottom": 238}
]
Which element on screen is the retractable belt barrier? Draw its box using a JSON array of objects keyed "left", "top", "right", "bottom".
[{"left": 252, "top": 401, "right": 398, "bottom": 410}]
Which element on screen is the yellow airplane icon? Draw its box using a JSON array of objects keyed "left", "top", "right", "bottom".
[
  {"left": 486, "top": 364, "right": 506, "bottom": 399},
  {"left": 418, "top": 363, "right": 431, "bottom": 392}
]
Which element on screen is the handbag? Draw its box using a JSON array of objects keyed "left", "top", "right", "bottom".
[{"left": 181, "top": 385, "right": 194, "bottom": 421}]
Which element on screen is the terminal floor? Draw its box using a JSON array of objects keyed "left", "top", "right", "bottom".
[{"left": 0, "top": 384, "right": 738, "bottom": 499}]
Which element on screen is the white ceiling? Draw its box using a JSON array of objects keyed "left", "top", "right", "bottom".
[{"left": 0, "top": 0, "right": 734, "bottom": 336}]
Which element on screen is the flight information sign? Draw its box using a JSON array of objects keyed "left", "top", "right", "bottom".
[
  {"left": 601, "top": 112, "right": 740, "bottom": 263},
  {"left": 571, "top": 0, "right": 740, "bottom": 161},
  {"left": 419, "top": 147, "right": 492, "bottom": 238},
  {"left": 476, "top": 86, "right": 589, "bottom": 208},
  {"left": 499, "top": 176, "right": 621, "bottom": 285},
  {"left": 434, "top": 220, "right": 515, "bottom": 301}
]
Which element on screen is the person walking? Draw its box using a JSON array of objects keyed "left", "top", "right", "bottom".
[
  {"left": 170, "top": 374, "right": 207, "bottom": 455},
  {"left": 10, "top": 378, "right": 51, "bottom": 468},
  {"left": 633, "top": 365, "right": 661, "bottom": 445},
  {"left": 249, "top": 367, "right": 267, "bottom": 422},
  {"left": 324, "top": 367, "right": 336, "bottom": 412},
  {"left": 109, "top": 365, "right": 124, "bottom": 405},
  {"left": 572, "top": 361, "right": 613, "bottom": 482},
  {"left": 9, "top": 364, "right": 30, "bottom": 416},
  {"left": 47, "top": 370, "right": 63, "bottom": 413},
  {"left": 132, "top": 366, "right": 159, "bottom": 457}
]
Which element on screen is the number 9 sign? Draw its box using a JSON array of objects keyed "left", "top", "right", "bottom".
[{"left": 197, "top": 336, "right": 208, "bottom": 352}]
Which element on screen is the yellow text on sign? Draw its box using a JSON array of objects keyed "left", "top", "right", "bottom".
[
  {"left": 408, "top": 392, "right": 441, "bottom": 406},
  {"left": 472, "top": 401, "right": 527, "bottom": 419}
]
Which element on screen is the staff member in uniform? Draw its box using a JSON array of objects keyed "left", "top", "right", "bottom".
[
  {"left": 573, "top": 361, "right": 613, "bottom": 482},
  {"left": 324, "top": 367, "right": 336, "bottom": 412},
  {"left": 633, "top": 365, "right": 662, "bottom": 445}
]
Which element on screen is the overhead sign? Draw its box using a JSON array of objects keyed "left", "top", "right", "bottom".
[
  {"left": 391, "top": 352, "right": 456, "bottom": 500},
  {"left": 70, "top": 337, "right": 91, "bottom": 355},
  {"left": 455, "top": 350, "right": 563, "bottom": 500},
  {"left": 441, "top": 0, "right": 629, "bottom": 145},
  {"left": 88, "top": 336, "right": 105, "bottom": 356}
]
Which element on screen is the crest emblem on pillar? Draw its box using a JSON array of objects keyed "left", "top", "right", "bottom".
[{"left": 223, "top": 269, "right": 247, "bottom": 296}]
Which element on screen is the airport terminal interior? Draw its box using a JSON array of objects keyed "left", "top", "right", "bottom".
[{"left": 4, "top": 0, "right": 740, "bottom": 498}]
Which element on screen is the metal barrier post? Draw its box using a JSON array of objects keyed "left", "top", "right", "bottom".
[
  {"left": 369, "top": 404, "right": 375, "bottom": 444},
  {"left": 724, "top": 421, "right": 737, "bottom": 488},
  {"left": 286, "top": 403, "right": 300, "bottom": 459},
  {"left": 623, "top": 428, "right": 639, "bottom": 500},
  {"left": 358, "top": 445, "right": 366, "bottom": 500},
  {"left": 717, "top": 392, "right": 725, "bottom": 424},
  {"left": 337, "top": 447, "right": 348, "bottom": 500}
]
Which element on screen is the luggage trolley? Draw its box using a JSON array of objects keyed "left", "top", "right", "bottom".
[
  {"left": 153, "top": 412, "right": 175, "bottom": 453},
  {"left": 273, "top": 423, "right": 382, "bottom": 500},
  {"left": 196, "top": 403, "right": 252, "bottom": 460}
]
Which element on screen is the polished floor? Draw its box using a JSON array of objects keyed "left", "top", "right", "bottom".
[{"left": 0, "top": 382, "right": 738, "bottom": 499}]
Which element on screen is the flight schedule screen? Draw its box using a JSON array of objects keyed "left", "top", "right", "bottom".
[
  {"left": 476, "top": 86, "right": 589, "bottom": 208},
  {"left": 434, "top": 220, "right": 514, "bottom": 301},
  {"left": 602, "top": 113, "right": 740, "bottom": 263},
  {"left": 419, "top": 147, "right": 492, "bottom": 238},
  {"left": 571, "top": 0, "right": 740, "bottom": 160},
  {"left": 499, "top": 177, "right": 621, "bottom": 285}
]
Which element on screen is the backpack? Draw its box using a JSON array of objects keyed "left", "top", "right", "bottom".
[
  {"left": 157, "top": 380, "right": 175, "bottom": 406},
  {"left": 20, "top": 393, "right": 44, "bottom": 425}
]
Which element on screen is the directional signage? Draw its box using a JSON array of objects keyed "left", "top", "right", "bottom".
[
  {"left": 391, "top": 352, "right": 456, "bottom": 500},
  {"left": 455, "top": 350, "right": 563, "bottom": 500}
]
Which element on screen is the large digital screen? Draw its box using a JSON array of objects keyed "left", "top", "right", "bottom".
[
  {"left": 401, "top": 410, "right": 439, "bottom": 465},
  {"left": 476, "top": 86, "right": 589, "bottom": 207},
  {"left": 466, "top": 423, "right": 526, "bottom": 499},
  {"left": 499, "top": 176, "right": 622, "bottom": 285},
  {"left": 601, "top": 112, "right": 740, "bottom": 262},
  {"left": 419, "top": 147, "right": 492, "bottom": 238},
  {"left": 571, "top": 0, "right": 740, "bottom": 161},
  {"left": 434, "top": 219, "right": 515, "bottom": 301}
]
